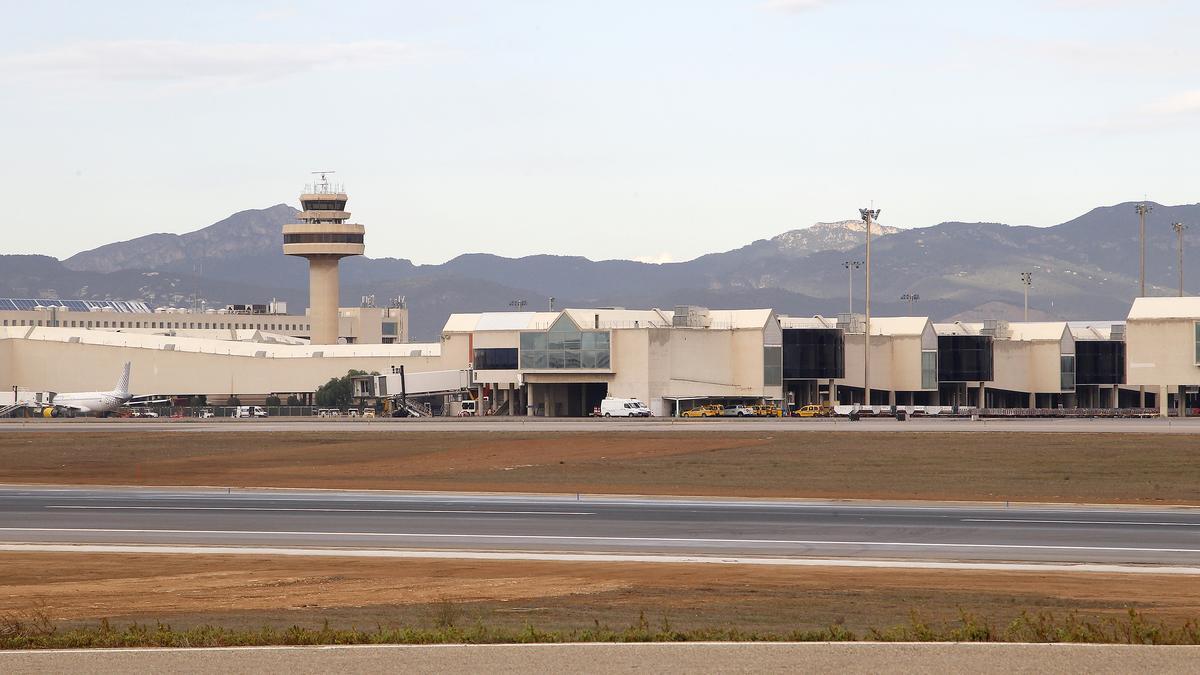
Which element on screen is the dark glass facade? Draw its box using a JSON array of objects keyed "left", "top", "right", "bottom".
[
  {"left": 301, "top": 200, "right": 347, "bottom": 211},
  {"left": 283, "top": 233, "right": 364, "bottom": 244},
  {"left": 782, "top": 328, "right": 845, "bottom": 380},
  {"left": 1075, "top": 341, "right": 1125, "bottom": 385},
  {"left": 937, "top": 335, "right": 994, "bottom": 382},
  {"left": 474, "top": 347, "right": 519, "bottom": 370}
]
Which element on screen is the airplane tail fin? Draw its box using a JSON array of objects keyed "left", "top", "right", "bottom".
[{"left": 114, "top": 362, "right": 131, "bottom": 397}]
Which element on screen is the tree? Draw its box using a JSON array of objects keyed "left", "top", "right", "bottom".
[
  {"left": 189, "top": 395, "right": 207, "bottom": 407},
  {"left": 315, "top": 370, "right": 368, "bottom": 409},
  {"left": 286, "top": 395, "right": 302, "bottom": 406},
  {"left": 225, "top": 395, "right": 241, "bottom": 407},
  {"left": 265, "top": 395, "right": 282, "bottom": 407}
]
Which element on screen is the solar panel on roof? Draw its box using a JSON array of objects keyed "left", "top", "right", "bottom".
[{"left": 0, "top": 298, "right": 155, "bottom": 313}]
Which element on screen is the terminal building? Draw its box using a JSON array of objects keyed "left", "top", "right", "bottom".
[
  {"left": 0, "top": 298, "right": 408, "bottom": 345},
  {"left": 0, "top": 299, "right": 1194, "bottom": 417}
]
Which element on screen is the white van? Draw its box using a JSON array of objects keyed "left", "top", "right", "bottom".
[
  {"left": 600, "top": 398, "right": 651, "bottom": 417},
  {"left": 234, "top": 406, "right": 268, "bottom": 418}
]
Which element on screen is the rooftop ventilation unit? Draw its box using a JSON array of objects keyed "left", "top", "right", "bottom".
[
  {"left": 836, "top": 313, "right": 865, "bottom": 333},
  {"left": 1110, "top": 324, "right": 1126, "bottom": 341},
  {"left": 672, "top": 305, "right": 711, "bottom": 328},
  {"left": 981, "top": 319, "right": 1010, "bottom": 339}
]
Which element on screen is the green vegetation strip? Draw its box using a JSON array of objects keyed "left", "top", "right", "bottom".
[{"left": 4, "top": 610, "right": 1200, "bottom": 648}]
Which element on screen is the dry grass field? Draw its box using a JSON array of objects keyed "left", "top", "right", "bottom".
[
  {"left": 3, "top": 553, "right": 1199, "bottom": 636},
  {"left": 1, "top": 431, "right": 1198, "bottom": 503}
]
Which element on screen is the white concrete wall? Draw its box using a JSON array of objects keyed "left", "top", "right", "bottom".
[
  {"left": 1, "top": 333, "right": 470, "bottom": 397},
  {"left": 1126, "top": 319, "right": 1200, "bottom": 387}
]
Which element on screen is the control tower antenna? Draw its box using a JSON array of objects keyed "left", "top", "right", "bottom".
[{"left": 311, "top": 170, "right": 336, "bottom": 192}]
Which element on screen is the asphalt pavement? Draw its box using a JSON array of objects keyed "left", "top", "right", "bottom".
[
  {"left": 3, "top": 643, "right": 1198, "bottom": 674},
  {"left": 3, "top": 416, "right": 1200, "bottom": 432},
  {"left": 3, "top": 486, "right": 1200, "bottom": 566}
]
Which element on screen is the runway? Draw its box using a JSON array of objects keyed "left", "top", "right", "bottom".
[
  {"left": 3, "top": 486, "right": 1200, "bottom": 567},
  {"left": 2, "top": 416, "right": 1198, "bottom": 433}
]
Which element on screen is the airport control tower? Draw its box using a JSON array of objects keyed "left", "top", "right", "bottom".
[{"left": 282, "top": 172, "right": 366, "bottom": 345}]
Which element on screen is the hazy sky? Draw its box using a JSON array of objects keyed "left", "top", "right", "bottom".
[{"left": 3, "top": 0, "right": 1198, "bottom": 264}]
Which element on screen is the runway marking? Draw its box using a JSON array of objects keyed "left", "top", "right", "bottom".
[
  {"left": 2, "top": 527, "right": 1200, "bottom": 554},
  {"left": 45, "top": 506, "right": 595, "bottom": 516},
  {"left": 963, "top": 518, "right": 1200, "bottom": 527},
  {"left": 2, "top": 543, "right": 1199, "bottom": 575}
]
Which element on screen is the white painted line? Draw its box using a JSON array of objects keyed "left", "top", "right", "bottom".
[
  {"left": 2, "top": 527, "right": 1200, "bottom": 554},
  {"left": 45, "top": 506, "right": 595, "bottom": 516},
  {"left": 1, "top": 543, "right": 1197, "bottom": 575},
  {"left": 963, "top": 518, "right": 1200, "bottom": 527}
]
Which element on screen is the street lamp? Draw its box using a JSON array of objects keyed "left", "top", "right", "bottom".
[
  {"left": 1136, "top": 203, "right": 1153, "bottom": 297},
  {"left": 843, "top": 260, "right": 863, "bottom": 315},
  {"left": 859, "top": 207, "right": 880, "bottom": 407},
  {"left": 1173, "top": 223, "right": 1188, "bottom": 297},
  {"left": 900, "top": 292, "right": 919, "bottom": 314},
  {"left": 1019, "top": 272, "right": 1032, "bottom": 321}
]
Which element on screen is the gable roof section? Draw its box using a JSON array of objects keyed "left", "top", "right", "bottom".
[{"left": 1127, "top": 297, "right": 1200, "bottom": 320}]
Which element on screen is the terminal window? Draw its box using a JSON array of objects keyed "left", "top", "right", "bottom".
[
  {"left": 474, "top": 347, "right": 518, "bottom": 370},
  {"left": 1060, "top": 354, "right": 1076, "bottom": 391},
  {"left": 520, "top": 319, "right": 610, "bottom": 370}
]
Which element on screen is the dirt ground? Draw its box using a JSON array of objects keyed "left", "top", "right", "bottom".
[
  {"left": 2, "top": 553, "right": 1198, "bottom": 635},
  {"left": 1, "top": 431, "right": 1199, "bottom": 503}
]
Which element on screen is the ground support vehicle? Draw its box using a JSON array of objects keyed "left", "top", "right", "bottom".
[{"left": 601, "top": 398, "right": 652, "bottom": 417}]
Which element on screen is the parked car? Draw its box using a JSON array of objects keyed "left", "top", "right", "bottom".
[
  {"left": 722, "top": 405, "right": 756, "bottom": 417},
  {"left": 600, "top": 398, "right": 652, "bottom": 417},
  {"left": 681, "top": 404, "right": 723, "bottom": 418},
  {"left": 793, "top": 404, "right": 834, "bottom": 418},
  {"left": 196, "top": 408, "right": 215, "bottom": 419}
]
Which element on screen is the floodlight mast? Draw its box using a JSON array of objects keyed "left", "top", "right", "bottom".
[
  {"left": 860, "top": 207, "right": 880, "bottom": 408},
  {"left": 1020, "top": 272, "right": 1033, "bottom": 322},
  {"left": 901, "top": 292, "right": 919, "bottom": 314},
  {"left": 1174, "top": 223, "right": 1188, "bottom": 297},
  {"left": 1137, "top": 203, "right": 1153, "bottom": 297}
]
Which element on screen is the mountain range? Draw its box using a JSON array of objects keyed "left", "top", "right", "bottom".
[{"left": 3, "top": 201, "right": 1197, "bottom": 340}]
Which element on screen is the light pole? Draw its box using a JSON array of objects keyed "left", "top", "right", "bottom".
[
  {"left": 1173, "top": 223, "right": 1188, "bottom": 297},
  {"left": 843, "top": 260, "right": 863, "bottom": 315},
  {"left": 860, "top": 207, "right": 880, "bottom": 407},
  {"left": 900, "top": 293, "right": 919, "bottom": 314},
  {"left": 548, "top": 296, "right": 556, "bottom": 311},
  {"left": 509, "top": 299, "right": 527, "bottom": 311},
  {"left": 1020, "top": 272, "right": 1032, "bottom": 321},
  {"left": 1136, "top": 202, "right": 1153, "bottom": 297}
]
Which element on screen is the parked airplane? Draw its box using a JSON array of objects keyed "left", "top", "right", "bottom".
[{"left": 48, "top": 362, "right": 133, "bottom": 416}]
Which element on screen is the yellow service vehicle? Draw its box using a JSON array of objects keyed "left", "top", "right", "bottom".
[
  {"left": 793, "top": 404, "right": 834, "bottom": 417},
  {"left": 752, "top": 404, "right": 782, "bottom": 417},
  {"left": 681, "top": 404, "right": 723, "bottom": 418}
]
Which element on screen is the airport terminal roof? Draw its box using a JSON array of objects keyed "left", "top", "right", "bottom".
[
  {"left": 0, "top": 326, "right": 440, "bottom": 359},
  {"left": 779, "top": 316, "right": 839, "bottom": 329},
  {"left": 562, "top": 308, "right": 674, "bottom": 329},
  {"left": 1068, "top": 321, "right": 1125, "bottom": 340},
  {"left": 0, "top": 298, "right": 153, "bottom": 313},
  {"left": 1127, "top": 296, "right": 1200, "bottom": 320},
  {"left": 933, "top": 322, "right": 985, "bottom": 336},
  {"left": 1006, "top": 322, "right": 1070, "bottom": 341},
  {"left": 444, "top": 308, "right": 776, "bottom": 333},
  {"left": 704, "top": 309, "right": 776, "bottom": 330},
  {"left": 869, "top": 317, "right": 932, "bottom": 336}
]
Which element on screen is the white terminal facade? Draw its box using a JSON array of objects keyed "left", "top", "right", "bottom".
[{"left": 1, "top": 177, "right": 1198, "bottom": 416}]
